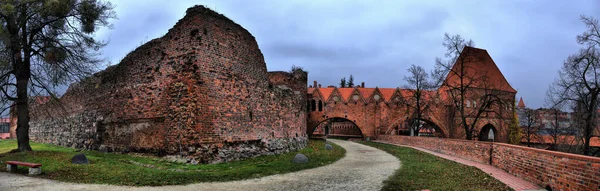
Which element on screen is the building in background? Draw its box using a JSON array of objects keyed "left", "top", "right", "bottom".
[
  {"left": 516, "top": 97, "right": 600, "bottom": 153},
  {"left": 0, "top": 118, "right": 11, "bottom": 139}
]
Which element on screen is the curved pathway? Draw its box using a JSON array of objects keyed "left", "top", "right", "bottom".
[{"left": 0, "top": 139, "right": 400, "bottom": 191}]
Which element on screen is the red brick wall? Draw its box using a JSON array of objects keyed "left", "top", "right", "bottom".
[
  {"left": 27, "top": 5, "right": 307, "bottom": 163},
  {"left": 378, "top": 135, "right": 600, "bottom": 191},
  {"left": 307, "top": 88, "right": 513, "bottom": 143}
]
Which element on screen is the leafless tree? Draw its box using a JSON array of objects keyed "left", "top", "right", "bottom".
[
  {"left": 546, "top": 15, "right": 600, "bottom": 155},
  {"left": 520, "top": 108, "right": 541, "bottom": 147},
  {"left": 403, "top": 64, "right": 436, "bottom": 136},
  {"left": 433, "top": 33, "right": 509, "bottom": 140},
  {"left": 0, "top": 0, "right": 115, "bottom": 151}
]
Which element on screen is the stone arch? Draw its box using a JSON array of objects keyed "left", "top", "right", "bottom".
[
  {"left": 384, "top": 115, "right": 447, "bottom": 138},
  {"left": 479, "top": 123, "right": 497, "bottom": 142},
  {"left": 312, "top": 117, "right": 363, "bottom": 138}
]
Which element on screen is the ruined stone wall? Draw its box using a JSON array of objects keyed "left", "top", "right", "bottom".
[
  {"left": 378, "top": 135, "right": 600, "bottom": 191},
  {"left": 28, "top": 5, "right": 307, "bottom": 163}
]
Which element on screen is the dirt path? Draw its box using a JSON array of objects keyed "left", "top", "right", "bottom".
[{"left": 0, "top": 139, "right": 400, "bottom": 191}]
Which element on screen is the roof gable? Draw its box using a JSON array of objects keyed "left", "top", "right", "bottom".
[
  {"left": 443, "top": 46, "right": 516, "bottom": 93},
  {"left": 337, "top": 88, "right": 355, "bottom": 102},
  {"left": 319, "top": 88, "right": 334, "bottom": 101},
  {"left": 379, "top": 88, "right": 396, "bottom": 102},
  {"left": 311, "top": 88, "right": 323, "bottom": 99},
  {"left": 357, "top": 88, "right": 375, "bottom": 101},
  {"left": 326, "top": 88, "right": 343, "bottom": 102}
]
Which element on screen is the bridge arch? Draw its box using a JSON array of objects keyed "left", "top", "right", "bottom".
[
  {"left": 311, "top": 117, "right": 363, "bottom": 138},
  {"left": 384, "top": 115, "right": 447, "bottom": 138}
]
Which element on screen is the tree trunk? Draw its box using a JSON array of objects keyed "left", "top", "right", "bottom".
[
  {"left": 465, "top": 124, "right": 473, "bottom": 140},
  {"left": 584, "top": 136, "right": 591, "bottom": 155},
  {"left": 16, "top": 72, "right": 31, "bottom": 151}
]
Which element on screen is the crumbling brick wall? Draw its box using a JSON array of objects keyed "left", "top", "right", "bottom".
[{"left": 28, "top": 5, "right": 307, "bottom": 163}]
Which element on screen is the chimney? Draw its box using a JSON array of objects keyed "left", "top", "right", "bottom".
[
  {"left": 314, "top": 81, "right": 318, "bottom": 88},
  {"left": 361, "top": 82, "right": 365, "bottom": 88},
  {"left": 309, "top": 85, "right": 313, "bottom": 88},
  {"left": 318, "top": 84, "right": 322, "bottom": 88}
]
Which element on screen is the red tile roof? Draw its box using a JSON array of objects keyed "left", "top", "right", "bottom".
[
  {"left": 308, "top": 88, "right": 315, "bottom": 94},
  {"left": 337, "top": 88, "right": 354, "bottom": 102},
  {"left": 379, "top": 88, "right": 396, "bottom": 102},
  {"left": 319, "top": 88, "right": 334, "bottom": 100},
  {"left": 443, "top": 47, "right": 516, "bottom": 93},
  {"left": 357, "top": 88, "right": 375, "bottom": 100},
  {"left": 399, "top": 89, "right": 413, "bottom": 98}
]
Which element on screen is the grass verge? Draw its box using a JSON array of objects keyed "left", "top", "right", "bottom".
[
  {"left": 0, "top": 139, "right": 344, "bottom": 186},
  {"left": 361, "top": 141, "right": 512, "bottom": 191}
]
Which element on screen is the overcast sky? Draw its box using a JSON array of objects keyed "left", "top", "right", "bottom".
[{"left": 94, "top": 0, "right": 599, "bottom": 109}]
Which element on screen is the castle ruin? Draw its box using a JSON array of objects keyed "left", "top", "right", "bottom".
[{"left": 26, "top": 5, "right": 307, "bottom": 163}]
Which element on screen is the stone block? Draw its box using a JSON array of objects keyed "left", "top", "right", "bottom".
[
  {"left": 292, "top": 153, "right": 308, "bottom": 163},
  {"left": 71, "top": 154, "right": 89, "bottom": 164},
  {"left": 325, "top": 144, "right": 333, "bottom": 150},
  {"left": 6, "top": 164, "right": 16, "bottom": 172},
  {"left": 29, "top": 167, "right": 41, "bottom": 175}
]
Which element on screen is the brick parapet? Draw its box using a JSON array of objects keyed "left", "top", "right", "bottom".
[{"left": 378, "top": 135, "right": 600, "bottom": 191}]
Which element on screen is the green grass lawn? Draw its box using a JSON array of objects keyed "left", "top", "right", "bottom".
[
  {"left": 361, "top": 141, "right": 512, "bottom": 191},
  {"left": 0, "top": 139, "right": 345, "bottom": 186}
]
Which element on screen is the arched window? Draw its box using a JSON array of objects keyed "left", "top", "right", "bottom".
[
  {"left": 318, "top": 100, "right": 323, "bottom": 111},
  {"left": 466, "top": 100, "right": 471, "bottom": 108},
  {"left": 307, "top": 100, "right": 310, "bottom": 112},
  {"left": 473, "top": 100, "right": 477, "bottom": 108},
  {"left": 311, "top": 99, "right": 316, "bottom": 111}
]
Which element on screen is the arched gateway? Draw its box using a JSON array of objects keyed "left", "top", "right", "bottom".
[{"left": 307, "top": 47, "right": 517, "bottom": 142}]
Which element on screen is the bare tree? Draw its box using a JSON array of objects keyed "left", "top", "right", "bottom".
[
  {"left": 520, "top": 108, "right": 541, "bottom": 147},
  {"left": 0, "top": 0, "right": 115, "bottom": 151},
  {"left": 433, "top": 33, "right": 509, "bottom": 140},
  {"left": 546, "top": 15, "right": 600, "bottom": 155},
  {"left": 403, "top": 64, "right": 435, "bottom": 136}
]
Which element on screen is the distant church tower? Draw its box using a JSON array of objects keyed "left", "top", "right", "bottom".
[{"left": 517, "top": 97, "right": 526, "bottom": 110}]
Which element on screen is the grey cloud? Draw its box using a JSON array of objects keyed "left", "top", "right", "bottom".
[{"left": 90, "top": 0, "right": 600, "bottom": 109}]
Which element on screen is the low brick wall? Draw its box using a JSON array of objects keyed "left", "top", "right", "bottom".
[
  {"left": 378, "top": 135, "right": 600, "bottom": 191},
  {"left": 378, "top": 135, "right": 492, "bottom": 164}
]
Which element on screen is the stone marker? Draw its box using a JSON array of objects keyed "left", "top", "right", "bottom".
[
  {"left": 325, "top": 144, "right": 333, "bottom": 150},
  {"left": 71, "top": 153, "right": 89, "bottom": 164},
  {"left": 292, "top": 153, "right": 308, "bottom": 163}
]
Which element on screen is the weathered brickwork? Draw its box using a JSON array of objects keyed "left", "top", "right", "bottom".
[
  {"left": 27, "top": 5, "right": 307, "bottom": 163},
  {"left": 379, "top": 135, "right": 600, "bottom": 191},
  {"left": 308, "top": 47, "right": 516, "bottom": 142}
]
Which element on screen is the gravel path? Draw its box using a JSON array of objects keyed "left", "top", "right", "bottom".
[{"left": 0, "top": 139, "right": 400, "bottom": 191}]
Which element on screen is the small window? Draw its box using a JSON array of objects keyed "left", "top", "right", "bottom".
[
  {"left": 318, "top": 100, "right": 323, "bottom": 111},
  {"left": 473, "top": 101, "right": 477, "bottom": 108},
  {"left": 307, "top": 100, "right": 310, "bottom": 112},
  {"left": 466, "top": 100, "right": 471, "bottom": 108},
  {"left": 311, "top": 99, "right": 316, "bottom": 111},
  {"left": 0, "top": 124, "right": 9, "bottom": 133}
]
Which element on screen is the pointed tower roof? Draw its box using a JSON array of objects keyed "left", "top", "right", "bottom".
[
  {"left": 517, "top": 97, "right": 525, "bottom": 109},
  {"left": 443, "top": 46, "right": 516, "bottom": 93}
]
